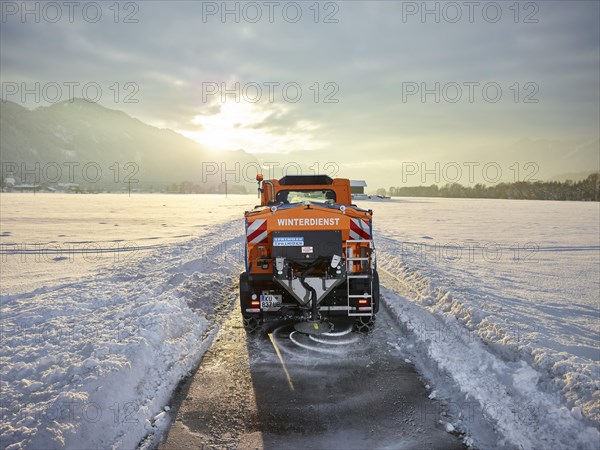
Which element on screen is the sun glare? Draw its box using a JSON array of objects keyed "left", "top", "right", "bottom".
[{"left": 178, "top": 102, "right": 324, "bottom": 153}]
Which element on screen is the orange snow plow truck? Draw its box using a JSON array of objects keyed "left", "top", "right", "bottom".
[{"left": 240, "top": 175, "right": 379, "bottom": 335}]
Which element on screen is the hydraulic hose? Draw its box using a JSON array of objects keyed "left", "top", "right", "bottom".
[{"left": 296, "top": 257, "right": 329, "bottom": 318}]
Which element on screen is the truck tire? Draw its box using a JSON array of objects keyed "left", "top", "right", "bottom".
[
  {"left": 239, "top": 272, "right": 251, "bottom": 308},
  {"left": 240, "top": 273, "right": 261, "bottom": 333},
  {"left": 354, "top": 315, "right": 376, "bottom": 333},
  {"left": 372, "top": 269, "right": 380, "bottom": 314},
  {"left": 242, "top": 315, "right": 261, "bottom": 334}
]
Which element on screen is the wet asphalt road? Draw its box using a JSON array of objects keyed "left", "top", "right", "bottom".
[{"left": 159, "top": 302, "right": 465, "bottom": 450}]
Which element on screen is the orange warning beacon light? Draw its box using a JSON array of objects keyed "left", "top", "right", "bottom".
[{"left": 256, "top": 174, "right": 264, "bottom": 198}]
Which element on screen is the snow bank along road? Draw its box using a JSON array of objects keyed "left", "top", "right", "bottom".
[{"left": 2, "top": 198, "right": 599, "bottom": 449}]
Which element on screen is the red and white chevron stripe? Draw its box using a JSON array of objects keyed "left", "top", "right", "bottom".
[
  {"left": 247, "top": 219, "right": 268, "bottom": 244},
  {"left": 349, "top": 218, "right": 371, "bottom": 241}
]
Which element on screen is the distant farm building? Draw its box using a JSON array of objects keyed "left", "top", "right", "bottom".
[
  {"left": 350, "top": 180, "right": 367, "bottom": 194},
  {"left": 57, "top": 183, "right": 81, "bottom": 192},
  {"left": 350, "top": 180, "right": 369, "bottom": 200},
  {"left": 13, "top": 184, "right": 40, "bottom": 192}
]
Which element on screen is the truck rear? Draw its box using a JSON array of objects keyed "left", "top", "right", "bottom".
[{"left": 240, "top": 175, "right": 379, "bottom": 334}]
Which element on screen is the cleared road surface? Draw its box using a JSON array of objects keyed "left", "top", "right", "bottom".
[{"left": 159, "top": 301, "right": 465, "bottom": 450}]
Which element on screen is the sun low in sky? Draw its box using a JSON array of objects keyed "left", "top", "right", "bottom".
[{"left": 179, "top": 101, "right": 325, "bottom": 155}]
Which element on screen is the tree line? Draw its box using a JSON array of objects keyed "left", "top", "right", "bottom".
[
  {"left": 385, "top": 173, "right": 599, "bottom": 201},
  {"left": 165, "top": 181, "right": 248, "bottom": 194}
]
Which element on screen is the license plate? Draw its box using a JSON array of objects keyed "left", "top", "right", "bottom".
[{"left": 260, "top": 294, "right": 282, "bottom": 308}]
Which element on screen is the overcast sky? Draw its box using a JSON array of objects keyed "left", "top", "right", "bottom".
[{"left": 1, "top": 1, "right": 599, "bottom": 187}]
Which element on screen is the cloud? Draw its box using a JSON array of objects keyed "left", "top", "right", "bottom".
[{"left": 1, "top": 0, "right": 598, "bottom": 187}]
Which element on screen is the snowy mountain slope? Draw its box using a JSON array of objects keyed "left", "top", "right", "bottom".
[{"left": 0, "top": 100, "right": 259, "bottom": 189}]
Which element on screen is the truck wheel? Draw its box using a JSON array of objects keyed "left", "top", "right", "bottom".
[
  {"left": 240, "top": 273, "right": 261, "bottom": 332},
  {"left": 372, "top": 270, "right": 380, "bottom": 314},
  {"left": 239, "top": 272, "right": 251, "bottom": 307},
  {"left": 239, "top": 272, "right": 255, "bottom": 314},
  {"left": 354, "top": 316, "right": 376, "bottom": 333},
  {"left": 243, "top": 315, "right": 261, "bottom": 334}
]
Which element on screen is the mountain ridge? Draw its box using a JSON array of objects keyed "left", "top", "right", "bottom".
[{"left": 0, "top": 99, "right": 259, "bottom": 191}]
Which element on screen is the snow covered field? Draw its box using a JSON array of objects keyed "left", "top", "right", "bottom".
[
  {"left": 0, "top": 194, "right": 255, "bottom": 297},
  {"left": 1, "top": 194, "right": 598, "bottom": 449},
  {"left": 362, "top": 197, "right": 600, "bottom": 449},
  {"left": 1, "top": 194, "right": 255, "bottom": 449}
]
